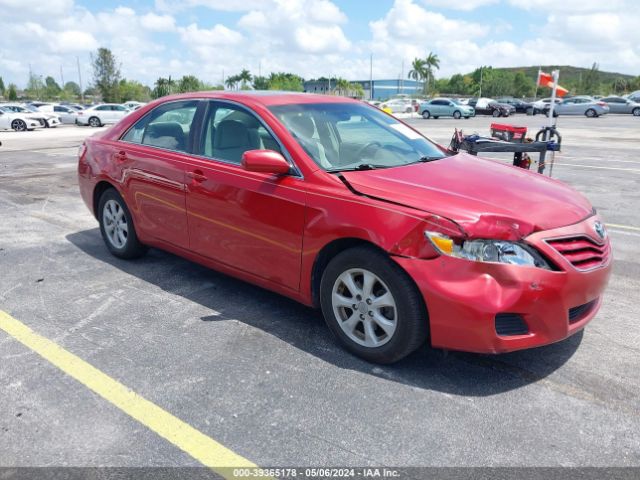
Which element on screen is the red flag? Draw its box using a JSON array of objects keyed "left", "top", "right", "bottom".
[{"left": 537, "top": 71, "right": 568, "bottom": 97}]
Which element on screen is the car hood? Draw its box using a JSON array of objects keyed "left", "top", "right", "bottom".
[{"left": 341, "top": 153, "right": 593, "bottom": 240}]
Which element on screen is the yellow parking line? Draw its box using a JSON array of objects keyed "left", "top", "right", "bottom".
[
  {"left": 606, "top": 223, "right": 640, "bottom": 232},
  {"left": 0, "top": 310, "right": 259, "bottom": 478}
]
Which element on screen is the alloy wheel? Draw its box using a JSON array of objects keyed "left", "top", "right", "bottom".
[
  {"left": 331, "top": 268, "right": 397, "bottom": 348},
  {"left": 102, "top": 199, "right": 128, "bottom": 249},
  {"left": 12, "top": 119, "right": 26, "bottom": 132}
]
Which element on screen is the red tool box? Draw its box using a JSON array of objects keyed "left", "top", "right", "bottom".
[{"left": 490, "top": 123, "right": 527, "bottom": 143}]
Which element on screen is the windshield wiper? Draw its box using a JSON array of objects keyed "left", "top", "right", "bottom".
[
  {"left": 417, "top": 155, "right": 446, "bottom": 162},
  {"left": 327, "top": 163, "right": 391, "bottom": 173}
]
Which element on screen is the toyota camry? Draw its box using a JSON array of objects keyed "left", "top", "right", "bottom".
[{"left": 78, "top": 92, "right": 611, "bottom": 364}]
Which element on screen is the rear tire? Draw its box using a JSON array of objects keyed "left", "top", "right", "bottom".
[
  {"left": 421, "top": 110, "right": 430, "bottom": 119},
  {"left": 320, "top": 246, "right": 428, "bottom": 364},
  {"left": 453, "top": 110, "right": 461, "bottom": 119},
  {"left": 585, "top": 108, "right": 597, "bottom": 118},
  {"left": 89, "top": 116, "right": 102, "bottom": 127},
  {"left": 98, "top": 188, "right": 147, "bottom": 259}
]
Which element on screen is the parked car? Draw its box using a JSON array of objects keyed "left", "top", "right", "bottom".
[
  {"left": 122, "top": 101, "right": 146, "bottom": 110},
  {"left": 419, "top": 98, "right": 474, "bottom": 119},
  {"left": 551, "top": 96, "right": 609, "bottom": 117},
  {"left": 626, "top": 90, "right": 640, "bottom": 103},
  {"left": 2, "top": 104, "right": 60, "bottom": 128},
  {"left": 37, "top": 104, "right": 80, "bottom": 124},
  {"left": 532, "top": 97, "right": 562, "bottom": 114},
  {"left": 76, "top": 104, "right": 131, "bottom": 127},
  {"left": 0, "top": 108, "right": 42, "bottom": 131},
  {"left": 78, "top": 92, "right": 611, "bottom": 364},
  {"left": 601, "top": 96, "right": 640, "bottom": 116},
  {"left": 468, "top": 98, "right": 513, "bottom": 116},
  {"left": 496, "top": 97, "right": 536, "bottom": 114},
  {"left": 380, "top": 99, "right": 414, "bottom": 114}
]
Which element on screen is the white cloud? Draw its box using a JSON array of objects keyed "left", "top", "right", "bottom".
[
  {"left": 179, "top": 23, "right": 243, "bottom": 46},
  {"left": 52, "top": 31, "right": 99, "bottom": 53},
  {"left": 114, "top": 6, "right": 135, "bottom": 16},
  {"left": 421, "top": 0, "right": 498, "bottom": 11},
  {"left": 140, "top": 12, "right": 176, "bottom": 31}
]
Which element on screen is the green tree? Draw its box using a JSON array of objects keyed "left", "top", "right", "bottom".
[
  {"left": 44, "top": 76, "right": 62, "bottom": 99},
  {"left": 152, "top": 76, "right": 176, "bottom": 99},
  {"left": 177, "top": 75, "right": 202, "bottom": 93},
  {"left": 582, "top": 62, "right": 600, "bottom": 95},
  {"left": 25, "top": 73, "right": 45, "bottom": 99},
  {"left": 7, "top": 83, "right": 18, "bottom": 101},
  {"left": 64, "top": 81, "right": 81, "bottom": 97},
  {"left": 424, "top": 52, "right": 440, "bottom": 95},
  {"left": 119, "top": 79, "right": 151, "bottom": 101},
  {"left": 225, "top": 74, "right": 239, "bottom": 90},
  {"left": 252, "top": 75, "right": 269, "bottom": 90},
  {"left": 267, "top": 72, "right": 304, "bottom": 91},
  {"left": 91, "top": 47, "right": 121, "bottom": 102},
  {"left": 238, "top": 69, "right": 252, "bottom": 89},
  {"left": 408, "top": 57, "right": 427, "bottom": 93},
  {"left": 513, "top": 72, "right": 535, "bottom": 97},
  {"left": 0, "top": 77, "right": 5, "bottom": 96},
  {"left": 612, "top": 77, "right": 628, "bottom": 94}
]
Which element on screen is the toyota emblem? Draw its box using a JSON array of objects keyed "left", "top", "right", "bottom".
[{"left": 594, "top": 221, "right": 607, "bottom": 240}]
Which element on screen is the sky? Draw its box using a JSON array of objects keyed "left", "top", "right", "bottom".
[{"left": 0, "top": 0, "right": 638, "bottom": 89}]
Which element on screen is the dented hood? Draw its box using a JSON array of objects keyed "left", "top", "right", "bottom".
[{"left": 341, "top": 153, "right": 593, "bottom": 239}]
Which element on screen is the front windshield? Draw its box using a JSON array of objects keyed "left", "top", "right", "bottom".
[{"left": 269, "top": 102, "right": 446, "bottom": 171}]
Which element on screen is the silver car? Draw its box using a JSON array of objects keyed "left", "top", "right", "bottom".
[
  {"left": 552, "top": 96, "right": 610, "bottom": 117},
  {"left": 601, "top": 96, "right": 640, "bottom": 116}
]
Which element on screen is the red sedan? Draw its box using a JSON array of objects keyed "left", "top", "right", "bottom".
[{"left": 78, "top": 92, "right": 612, "bottom": 364}]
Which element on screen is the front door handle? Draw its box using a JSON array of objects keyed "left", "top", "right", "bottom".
[{"left": 186, "top": 170, "right": 207, "bottom": 182}]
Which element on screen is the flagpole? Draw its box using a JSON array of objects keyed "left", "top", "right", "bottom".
[
  {"left": 547, "top": 69, "right": 559, "bottom": 134},
  {"left": 534, "top": 67, "right": 541, "bottom": 100}
]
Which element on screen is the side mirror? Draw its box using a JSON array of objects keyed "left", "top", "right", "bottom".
[{"left": 241, "top": 149, "right": 291, "bottom": 175}]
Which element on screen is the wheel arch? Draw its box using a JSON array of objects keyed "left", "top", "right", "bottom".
[{"left": 92, "top": 180, "right": 119, "bottom": 219}]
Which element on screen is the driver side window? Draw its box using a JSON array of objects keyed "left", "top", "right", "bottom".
[{"left": 201, "top": 102, "right": 282, "bottom": 164}]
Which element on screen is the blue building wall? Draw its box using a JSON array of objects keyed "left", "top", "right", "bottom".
[{"left": 303, "top": 79, "right": 422, "bottom": 100}]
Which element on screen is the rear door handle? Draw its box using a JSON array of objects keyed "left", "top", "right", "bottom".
[
  {"left": 186, "top": 170, "right": 207, "bottom": 182},
  {"left": 114, "top": 150, "right": 127, "bottom": 162}
]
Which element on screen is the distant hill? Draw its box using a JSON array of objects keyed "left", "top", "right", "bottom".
[{"left": 495, "top": 65, "right": 635, "bottom": 84}]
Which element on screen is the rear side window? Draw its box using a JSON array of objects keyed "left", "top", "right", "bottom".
[{"left": 121, "top": 101, "right": 199, "bottom": 153}]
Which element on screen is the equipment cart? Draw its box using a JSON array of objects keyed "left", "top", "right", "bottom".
[{"left": 449, "top": 124, "right": 562, "bottom": 176}]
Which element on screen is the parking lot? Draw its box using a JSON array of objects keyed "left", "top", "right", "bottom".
[{"left": 1, "top": 115, "right": 639, "bottom": 472}]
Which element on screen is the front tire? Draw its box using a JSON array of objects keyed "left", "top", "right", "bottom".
[
  {"left": 11, "top": 119, "right": 27, "bottom": 132},
  {"left": 492, "top": 109, "right": 500, "bottom": 117},
  {"left": 98, "top": 188, "right": 147, "bottom": 259},
  {"left": 453, "top": 110, "right": 461, "bottom": 119},
  {"left": 320, "top": 246, "right": 428, "bottom": 364},
  {"left": 89, "top": 116, "right": 102, "bottom": 127},
  {"left": 632, "top": 108, "right": 640, "bottom": 116}
]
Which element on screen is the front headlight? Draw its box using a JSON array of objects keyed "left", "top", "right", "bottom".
[{"left": 425, "top": 231, "right": 551, "bottom": 269}]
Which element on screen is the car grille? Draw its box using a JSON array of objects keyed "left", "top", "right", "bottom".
[
  {"left": 568, "top": 299, "right": 598, "bottom": 324},
  {"left": 495, "top": 313, "right": 529, "bottom": 336},
  {"left": 546, "top": 235, "right": 610, "bottom": 271}
]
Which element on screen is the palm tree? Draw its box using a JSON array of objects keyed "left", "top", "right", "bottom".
[
  {"left": 424, "top": 52, "right": 440, "bottom": 95},
  {"left": 238, "top": 69, "right": 252, "bottom": 89},
  {"left": 225, "top": 75, "right": 238, "bottom": 90},
  {"left": 408, "top": 58, "right": 427, "bottom": 91}
]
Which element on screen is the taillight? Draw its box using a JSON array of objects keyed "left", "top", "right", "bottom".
[{"left": 597, "top": 102, "right": 607, "bottom": 107}]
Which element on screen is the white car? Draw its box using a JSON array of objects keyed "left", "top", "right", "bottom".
[
  {"left": 0, "top": 108, "right": 42, "bottom": 131},
  {"left": 76, "top": 104, "right": 131, "bottom": 127},
  {"left": 380, "top": 99, "right": 414, "bottom": 113},
  {"left": 122, "top": 101, "right": 145, "bottom": 110},
  {"left": 36, "top": 104, "right": 80, "bottom": 124},
  {"left": 1, "top": 104, "right": 57, "bottom": 128}
]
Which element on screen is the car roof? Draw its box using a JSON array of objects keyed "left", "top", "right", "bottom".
[{"left": 147, "top": 91, "right": 359, "bottom": 107}]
